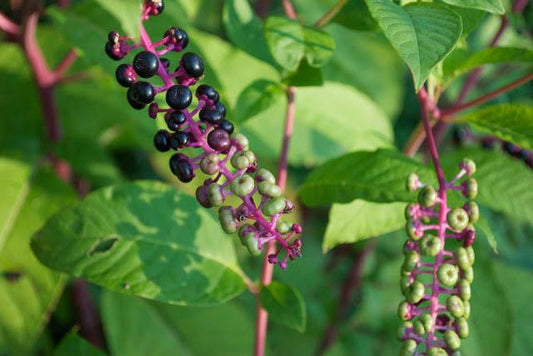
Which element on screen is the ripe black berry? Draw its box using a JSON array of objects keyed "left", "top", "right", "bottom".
[
  {"left": 214, "top": 102, "right": 226, "bottom": 117},
  {"left": 199, "top": 107, "right": 223, "bottom": 124},
  {"left": 144, "top": 0, "right": 164, "bottom": 15},
  {"left": 127, "top": 90, "right": 145, "bottom": 110},
  {"left": 166, "top": 111, "right": 186, "bottom": 131},
  {"left": 115, "top": 64, "right": 137, "bottom": 87},
  {"left": 154, "top": 130, "right": 170, "bottom": 152},
  {"left": 105, "top": 41, "right": 124, "bottom": 60},
  {"left": 219, "top": 120, "right": 234, "bottom": 134},
  {"left": 108, "top": 31, "right": 120, "bottom": 44},
  {"left": 169, "top": 154, "right": 194, "bottom": 182},
  {"left": 196, "top": 84, "right": 219, "bottom": 103},
  {"left": 170, "top": 131, "right": 190, "bottom": 149},
  {"left": 165, "top": 27, "right": 189, "bottom": 50},
  {"left": 480, "top": 137, "right": 496, "bottom": 149},
  {"left": 181, "top": 53, "right": 204, "bottom": 78},
  {"left": 207, "top": 129, "right": 231, "bottom": 152},
  {"left": 133, "top": 51, "right": 159, "bottom": 78},
  {"left": 502, "top": 141, "right": 521, "bottom": 157},
  {"left": 166, "top": 85, "right": 192, "bottom": 109},
  {"left": 128, "top": 81, "right": 155, "bottom": 104}
]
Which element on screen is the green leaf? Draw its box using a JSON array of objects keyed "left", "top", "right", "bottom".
[
  {"left": 260, "top": 281, "right": 306, "bottom": 332},
  {"left": 0, "top": 170, "right": 77, "bottom": 353},
  {"left": 31, "top": 181, "right": 246, "bottom": 306},
  {"left": 234, "top": 80, "right": 286, "bottom": 123},
  {"left": 458, "top": 104, "right": 533, "bottom": 149},
  {"left": 282, "top": 58, "right": 324, "bottom": 87},
  {"left": 332, "top": 0, "right": 378, "bottom": 31},
  {"left": 264, "top": 16, "right": 305, "bottom": 71},
  {"left": 302, "top": 26, "right": 335, "bottom": 68},
  {"left": 365, "top": 0, "right": 462, "bottom": 89},
  {"left": 299, "top": 149, "right": 433, "bottom": 206},
  {"left": 442, "top": 149, "right": 533, "bottom": 224},
  {"left": 93, "top": 0, "right": 141, "bottom": 39},
  {"left": 475, "top": 215, "right": 498, "bottom": 253},
  {"left": 223, "top": 0, "right": 276, "bottom": 66},
  {"left": 443, "top": 47, "right": 533, "bottom": 83},
  {"left": 439, "top": 0, "right": 504, "bottom": 14},
  {"left": 324, "top": 200, "right": 405, "bottom": 252},
  {"left": 53, "top": 330, "right": 106, "bottom": 356}
]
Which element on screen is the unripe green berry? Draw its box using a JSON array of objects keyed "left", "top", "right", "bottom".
[
  {"left": 404, "top": 203, "right": 416, "bottom": 219},
  {"left": 406, "top": 173, "right": 419, "bottom": 192},
  {"left": 464, "top": 178, "right": 478, "bottom": 199},
  {"left": 399, "top": 339, "right": 417, "bottom": 356},
  {"left": 244, "top": 233, "right": 261, "bottom": 256},
  {"left": 419, "top": 314, "right": 433, "bottom": 333},
  {"left": 463, "top": 301, "right": 471, "bottom": 319},
  {"left": 207, "top": 183, "right": 224, "bottom": 207},
  {"left": 444, "top": 330, "right": 461, "bottom": 350},
  {"left": 243, "top": 150, "right": 256, "bottom": 165},
  {"left": 231, "top": 132, "right": 249, "bottom": 150},
  {"left": 406, "top": 280, "right": 425, "bottom": 303},
  {"left": 276, "top": 220, "right": 291, "bottom": 234},
  {"left": 402, "top": 250, "right": 420, "bottom": 272},
  {"left": 447, "top": 295, "right": 465, "bottom": 318},
  {"left": 428, "top": 347, "right": 447, "bottom": 356},
  {"left": 447, "top": 208, "right": 469, "bottom": 230},
  {"left": 463, "top": 266, "right": 474, "bottom": 283},
  {"left": 397, "top": 321, "right": 413, "bottom": 340},
  {"left": 405, "top": 219, "right": 420, "bottom": 240},
  {"left": 218, "top": 206, "right": 236, "bottom": 234},
  {"left": 419, "top": 234, "right": 442, "bottom": 256},
  {"left": 230, "top": 151, "right": 250, "bottom": 170},
  {"left": 255, "top": 168, "right": 276, "bottom": 184},
  {"left": 455, "top": 317, "right": 469, "bottom": 338},
  {"left": 465, "top": 201, "right": 479, "bottom": 223},
  {"left": 398, "top": 301, "right": 411, "bottom": 321},
  {"left": 200, "top": 153, "right": 220, "bottom": 175},
  {"left": 413, "top": 319, "right": 425, "bottom": 336},
  {"left": 238, "top": 224, "right": 254, "bottom": 246},
  {"left": 458, "top": 280, "right": 471, "bottom": 301},
  {"left": 437, "top": 263, "right": 459, "bottom": 286},
  {"left": 461, "top": 158, "right": 476, "bottom": 175},
  {"left": 261, "top": 197, "right": 285, "bottom": 216},
  {"left": 258, "top": 181, "right": 282, "bottom": 197},
  {"left": 465, "top": 246, "right": 475, "bottom": 264},
  {"left": 230, "top": 174, "right": 254, "bottom": 196},
  {"left": 400, "top": 275, "right": 411, "bottom": 294},
  {"left": 455, "top": 247, "right": 471, "bottom": 270},
  {"left": 418, "top": 185, "right": 437, "bottom": 207}
]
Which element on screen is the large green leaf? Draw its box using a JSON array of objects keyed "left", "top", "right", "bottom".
[
  {"left": 264, "top": 16, "right": 305, "bottom": 71},
  {"left": 0, "top": 170, "right": 77, "bottom": 353},
  {"left": 302, "top": 26, "right": 335, "bottom": 68},
  {"left": 31, "top": 181, "right": 246, "bottom": 306},
  {"left": 299, "top": 149, "right": 434, "bottom": 206},
  {"left": 457, "top": 104, "right": 533, "bottom": 149},
  {"left": 439, "top": 0, "right": 504, "bottom": 14},
  {"left": 94, "top": 0, "right": 141, "bottom": 39},
  {"left": 242, "top": 82, "right": 394, "bottom": 167},
  {"left": 323, "top": 200, "right": 405, "bottom": 251},
  {"left": 442, "top": 149, "right": 533, "bottom": 224},
  {"left": 223, "top": 0, "right": 276, "bottom": 66},
  {"left": 260, "top": 281, "right": 306, "bottom": 332},
  {"left": 53, "top": 330, "right": 106, "bottom": 356},
  {"left": 233, "top": 80, "right": 286, "bottom": 123},
  {"left": 365, "top": 0, "right": 462, "bottom": 89}
]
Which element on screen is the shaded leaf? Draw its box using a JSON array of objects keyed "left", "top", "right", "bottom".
[
  {"left": 260, "top": 281, "right": 306, "bottom": 332},
  {"left": 440, "top": 0, "right": 504, "bottom": 14},
  {"left": 302, "top": 26, "right": 335, "bottom": 68},
  {"left": 282, "top": 58, "right": 324, "bottom": 87},
  {"left": 53, "top": 330, "right": 106, "bottom": 356},
  {"left": 94, "top": 0, "right": 141, "bottom": 39},
  {"left": 264, "top": 16, "right": 305, "bottom": 71},
  {"left": 32, "top": 181, "right": 246, "bottom": 306},
  {"left": 234, "top": 80, "right": 285, "bottom": 123}
]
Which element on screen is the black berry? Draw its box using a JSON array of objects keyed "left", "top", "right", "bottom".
[
  {"left": 144, "top": 0, "right": 164, "bottom": 15},
  {"left": 181, "top": 52, "right": 204, "bottom": 78},
  {"left": 214, "top": 102, "right": 226, "bottom": 117},
  {"left": 154, "top": 130, "right": 171, "bottom": 152},
  {"left": 133, "top": 51, "right": 159, "bottom": 78},
  {"left": 115, "top": 64, "right": 137, "bottom": 87},
  {"left": 199, "top": 107, "right": 223, "bottom": 124},
  {"left": 170, "top": 131, "right": 190, "bottom": 149},
  {"left": 127, "top": 90, "right": 146, "bottom": 110},
  {"left": 219, "top": 120, "right": 234, "bottom": 134},
  {"left": 196, "top": 84, "right": 219, "bottom": 103},
  {"left": 166, "top": 111, "right": 186, "bottom": 131},
  {"left": 207, "top": 129, "right": 231, "bottom": 152},
  {"left": 128, "top": 81, "right": 155, "bottom": 104},
  {"left": 169, "top": 154, "right": 194, "bottom": 182},
  {"left": 105, "top": 41, "right": 124, "bottom": 60},
  {"left": 502, "top": 141, "right": 521, "bottom": 157},
  {"left": 166, "top": 85, "right": 192, "bottom": 109}
]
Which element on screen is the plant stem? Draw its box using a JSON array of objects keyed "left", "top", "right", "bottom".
[
  {"left": 442, "top": 73, "right": 533, "bottom": 118},
  {"left": 255, "top": 0, "right": 270, "bottom": 19},
  {"left": 254, "top": 86, "right": 296, "bottom": 356},
  {"left": 0, "top": 11, "right": 19, "bottom": 36},
  {"left": 314, "top": 0, "right": 348, "bottom": 28},
  {"left": 282, "top": 0, "right": 297, "bottom": 20}
]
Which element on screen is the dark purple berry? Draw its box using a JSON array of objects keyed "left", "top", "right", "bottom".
[
  {"left": 128, "top": 81, "right": 155, "bottom": 104},
  {"left": 502, "top": 141, "right": 521, "bottom": 157},
  {"left": 115, "top": 64, "right": 137, "bottom": 87},
  {"left": 452, "top": 127, "right": 469, "bottom": 146},
  {"left": 481, "top": 137, "right": 496, "bottom": 149},
  {"left": 160, "top": 57, "right": 170, "bottom": 68},
  {"left": 166, "top": 111, "right": 186, "bottom": 131},
  {"left": 154, "top": 130, "right": 170, "bottom": 152},
  {"left": 108, "top": 31, "right": 120, "bottom": 44},
  {"left": 196, "top": 185, "right": 212, "bottom": 208},
  {"left": 105, "top": 41, "right": 124, "bottom": 60},
  {"left": 207, "top": 129, "right": 231, "bottom": 152},
  {"left": 519, "top": 149, "right": 532, "bottom": 161},
  {"left": 180, "top": 52, "right": 204, "bottom": 78},
  {"left": 166, "top": 85, "right": 192, "bottom": 109},
  {"left": 170, "top": 131, "right": 190, "bottom": 149},
  {"left": 148, "top": 103, "right": 159, "bottom": 119},
  {"left": 127, "top": 90, "right": 145, "bottom": 110},
  {"left": 196, "top": 84, "right": 219, "bottom": 103},
  {"left": 199, "top": 107, "right": 223, "bottom": 124},
  {"left": 169, "top": 154, "right": 194, "bottom": 182},
  {"left": 144, "top": 0, "right": 164, "bottom": 15},
  {"left": 214, "top": 102, "right": 226, "bottom": 117},
  {"left": 133, "top": 51, "right": 159, "bottom": 78},
  {"left": 219, "top": 120, "right": 234, "bottom": 134},
  {"left": 174, "top": 28, "right": 189, "bottom": 49}
]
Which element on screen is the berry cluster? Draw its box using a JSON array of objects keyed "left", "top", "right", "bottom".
[
  {"left": 398, "top": 159, "right": 478, "bottom": 355},
  {"left": 104, "top": 0, "right": 302, "bottom": 269}
]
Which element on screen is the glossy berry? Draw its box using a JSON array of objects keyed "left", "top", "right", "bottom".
[
  {"left": 502, "top": 141, "right": 521, "bottom": 157},
  {"left": 418, "top": 185, "right": 437, "bottom": 207},
  {"left": 207, "top": 129, "right": 231, "bottom": 152},
  {"left": 169, "top": 131, "right": 190, "bottom": 149},
  {"left": 199, "top": 107, "right": 223, "bottom": 124},
  {"left": 219, "top": 120, "right": 234, "bottom": 134},
  {"left": 230, "top": 175, "right": 255, "bottom": 197},
  {"left": 195, "top": 185, "right": 212, "bottom": 208},
  {"left": 128, "top": 81, "right": 155, "bottom": 105},
  {"left": 262, "top": 197, "right": 286, "bottom": 216},
  {"left": 127, "top": 89, "right": 146, "bottom": 110},
  {"left": 105, "top": 41, "right": 124, "bottom": 60},
  {"left": 108, "top": 31, "right": 120, "bottom": 44},
  {"left": 166, "top": 111, "right": 186, "bottom": 131},
  {"left": 169, "top": 154, "right": 194, "bottom": 182},
  {"left": 166, "top": 85, "right": 192, "bottom": 109},
  {"left": 115, "top": 64, "right": 137, "bottom": 87},
  {"left": 165, "top": 27, "right": 189, "bottom": 50},
  {"left": 133, "top": 50, "right": 159, "bottom": 78},
  {"left": 196, "top": 84, "right": 219, "bottom": 103},
  {"left": 181, "top": 52, "right": 204, "bottom": 78},
  {"left": 144, "top": 0, "right": 164, "bottom": 16},
  {"left": 153, "top": 130, "right": 170, "bottom": 152},
  {"left": 214, "top": 102, "right": 226, "bottom": 117}
]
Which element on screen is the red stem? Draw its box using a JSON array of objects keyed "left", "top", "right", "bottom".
[
  {"left": 255, "top": 0, "right": 270, "bottom": 19},
  {"left": 0, "top": 12, "right": 19, "bottom": 36},
  {"left": 54, "top": 49, "right": 78, "bottom": 79},
  {"left": 282, "top": 0, "right": 297, "bottom": 20}
]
